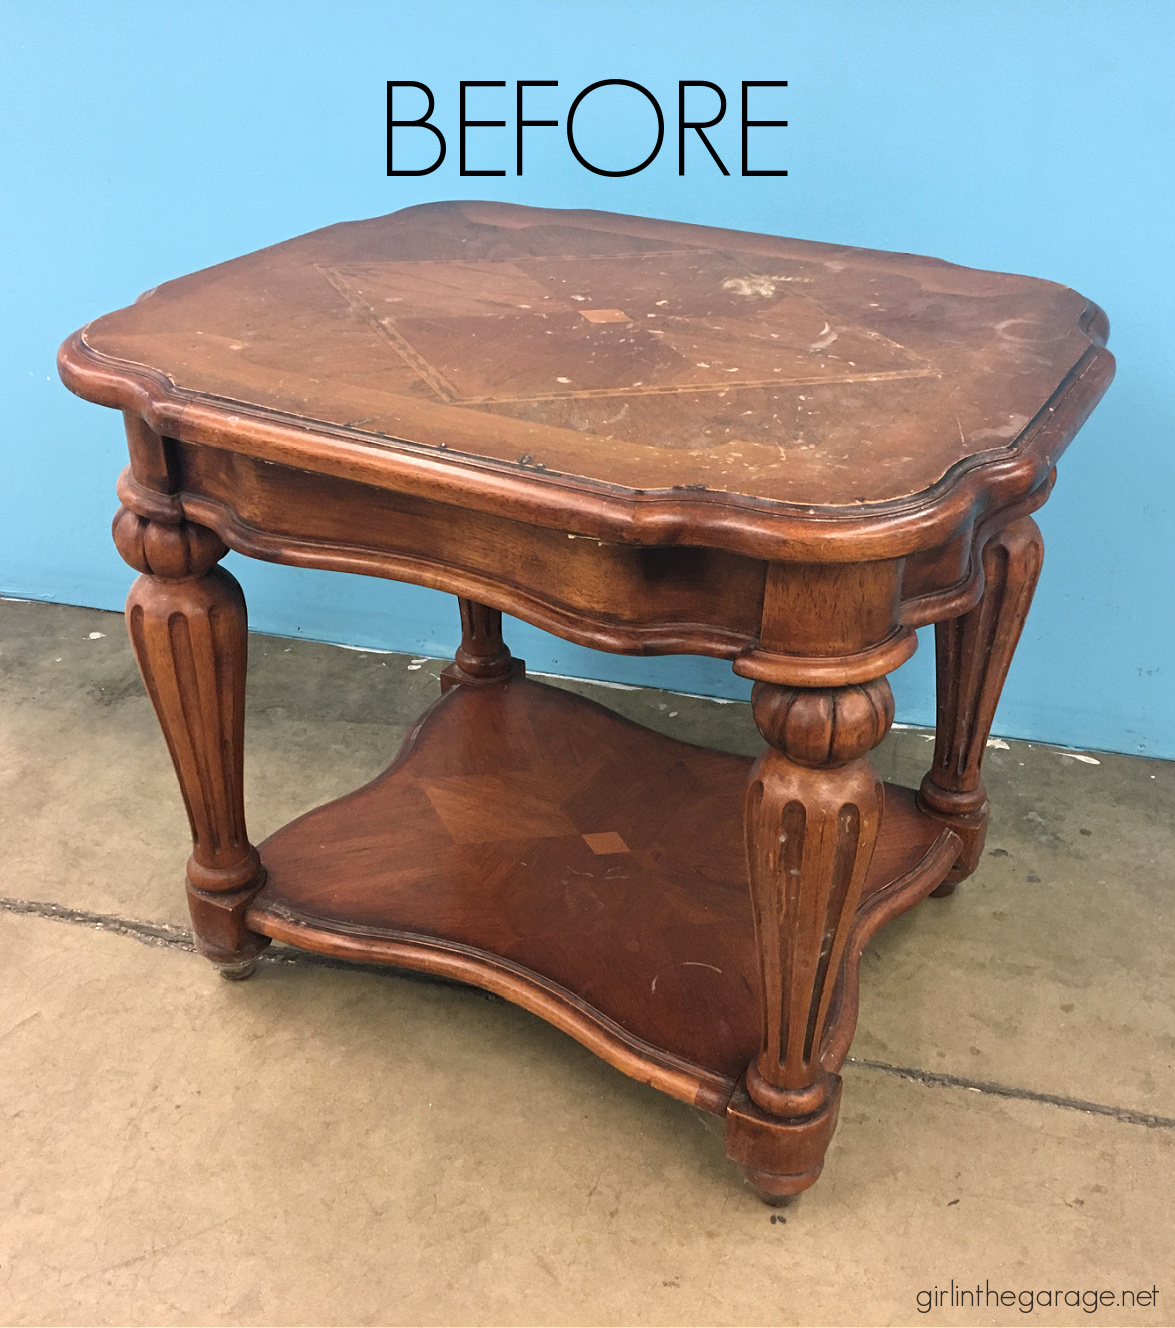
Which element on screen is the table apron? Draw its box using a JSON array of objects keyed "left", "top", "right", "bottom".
[{"left": 150, "top": 440, "right": 1043, "bottom": 675}]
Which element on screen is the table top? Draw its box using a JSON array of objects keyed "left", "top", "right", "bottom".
[{"left": 60, "top": 201, "right": 1113, "bottom": 555}]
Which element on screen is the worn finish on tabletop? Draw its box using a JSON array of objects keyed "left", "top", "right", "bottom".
[{"left": 58, "top": 202, "right": 1114, "bottom": 1202}]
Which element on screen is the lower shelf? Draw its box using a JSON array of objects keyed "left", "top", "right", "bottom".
[{"left": 248, "top": 675, "right": 958, "bottom": 1113}]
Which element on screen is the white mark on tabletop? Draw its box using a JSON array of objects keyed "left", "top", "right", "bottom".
[
  {"left": 986, "top": 737, "right": 1010, "bottom": 750},
  {"left": 722, "top": 275, "right": 776, "bottom": 298},
  {"left": 87, "top": 632, "right": 106, "bottom": 639}
]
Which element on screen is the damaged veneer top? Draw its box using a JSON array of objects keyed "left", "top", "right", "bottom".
[{"left": 59, "top": 201, "right": 1113, "bottom": 554}]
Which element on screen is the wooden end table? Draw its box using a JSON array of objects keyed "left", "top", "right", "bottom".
[{"left": 59, "top": 202, "right": 1113, "bottom": 1202}]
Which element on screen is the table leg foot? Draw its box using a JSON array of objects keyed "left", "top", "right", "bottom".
[
  {"left": 186, "top": 877, "right": 270, "bottom": 971},
  {"left": 744, "top": 1182, "right": 800, "bottom": 1209},
  {"left": 216, "top": 957, "right": 260, "bottom": 981},
  {"left": 440, "top": 597, "right": 525, "bottom": 690},
  {"left": 725, "top": 1076, "right": 842, "bottom": 1202}
]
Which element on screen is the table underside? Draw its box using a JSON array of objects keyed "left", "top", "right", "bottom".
[{"left": 247, "top": 674, "right": 960, "bottom": 1113}]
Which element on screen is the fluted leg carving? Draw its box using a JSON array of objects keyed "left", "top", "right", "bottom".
[
  {"left": 726, "top": 677, "right": 893, "bottom": 1202},
  {"left": 114, "top": 502, "right": 268, "bottom": 977},
  {"left": 440, "top": 597, "right": 524, "bottom": 691},
  {"left": 920, "top": 517, "right": 1044, "bottom": 893}
]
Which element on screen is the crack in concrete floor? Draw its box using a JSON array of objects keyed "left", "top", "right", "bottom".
[
  {"left": 2, "top": 598, "right": 1173, "bottom": 1325},
  {"left": 4, "top": 892, "right": 1174, "bottom": 1132}
]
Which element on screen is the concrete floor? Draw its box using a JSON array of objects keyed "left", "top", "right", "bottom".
[{"left": 1, "top": 597, "right": 1172, "bottom": 1327}]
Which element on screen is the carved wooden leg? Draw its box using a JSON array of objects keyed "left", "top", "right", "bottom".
[
  {"left": 919, "top": 517, "right": 1044, "bottom": 894},
  {"left": 726, "top": 678, "right": 894, "bottom": 1202},
  {"left": 113, "top": 505, "right": 269, "bottom": 978},
  {"left": 440, "top": 597, "right": 525, "bottom": 691}
]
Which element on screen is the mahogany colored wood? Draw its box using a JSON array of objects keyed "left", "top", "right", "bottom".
[
  {"left": 59, "top": 202, "right": 1109, "bottom": 535},
  {"left": 919, "top": 517, "right": 1045, "bottom": 893},
  {"left": 440, "top": 597, "right": 525, "bottom": 691},
  {"left": 58, "top": 203, "right": 1114, "bottom": 1201},
  {"left": 57, "top": 202, "right": 1115, "bottom": 690},
  {"left": 112, "top": 498, "right": 268, "bottom": 977},
  {"left": 731, "top": 677, "right": 895, "bottom": 1196},
  {"left": 247, "top": 671, "right": 957, "bottom": 1112}
]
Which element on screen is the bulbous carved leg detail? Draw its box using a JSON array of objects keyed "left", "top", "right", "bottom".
[
  {"left": 920, "top": 517, "right": 1044, "bottom": 891},
  {"left": 440, "top": 597, "right": 525, "bottom": 691},
  {"left": 115, "top": 504, "right": 269, "bottom": 976},
  {"left": 727, "top": 677, "right": 893, "bottom": 1202}
]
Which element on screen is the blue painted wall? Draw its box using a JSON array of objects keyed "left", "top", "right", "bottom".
[{"left": 3, "top": 1, "right": 1173, "bottom": 754}]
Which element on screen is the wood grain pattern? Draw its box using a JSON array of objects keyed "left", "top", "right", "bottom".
[
  {"left": 246, "top": 674, "right": 957, "bottom": 1111},
  {"left": 59, "top": 202, "right": 1114, "bottom": 565},
  {"left": 169, "top": 441, "right": 769, "bottom": 662},
  {"left": 151, "top": 431, "right": 1045, "bottom": 687},
  {"left": 59, "top": 203, "right": 1115, "bottom": 1202},
  {"left": 919, "top": 516, "right": 1045, "bottom": 890}
]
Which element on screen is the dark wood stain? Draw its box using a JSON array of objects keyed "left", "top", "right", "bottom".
[
  {"left": 248, "top": 675, "right": 955, "bottom": 1110},
  {"left": 61, "top": 203, "right": 1114, "bottom": 1202}
]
